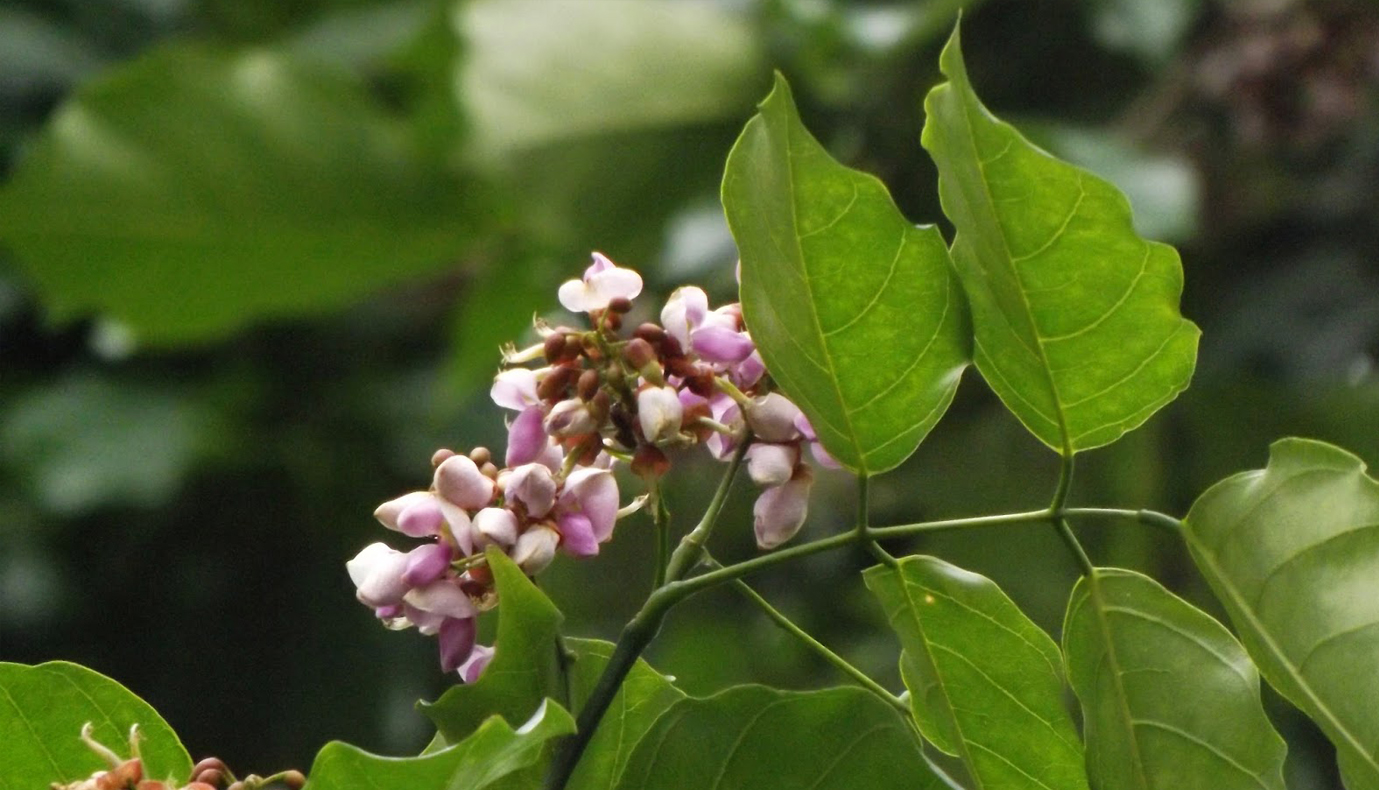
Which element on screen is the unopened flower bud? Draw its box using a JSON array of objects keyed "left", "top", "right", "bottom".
[
  {"left": 435, "top": 455, "right": 496, "bottom": 510},
  {"left": 637, "top": 385, "right": 684, "bottom": 445},
  {"left": 279, "top": 770, "right": 307, "bottom": 790},
  {"left": 480, "top": 461, "right": 499, "bottom": 479},
  {"left": 191, "top": 758, "right": 229, "bottom": 779},
  {"left": 577, "top": 368, "right": 601, "bottom": 401},
  {"left": 468, "top": 446, "right": 491, "bottom": 466},
  {"left": 633, "top": 323, "right": 666, "bottom": 345},
  {"left": 459, "top": 644, "right": 495, "bottom": 683},
  {"left": 686, "top": 371, "right": 717, "bottom": 397},
  {"left": 607, "top": 296, "right": 633, "bottom": 314},
  {"left": 511, "top": 525, "right": 561, "bottom": 574},
  {"left": 431, "top": 448, "right": 456, "bottom": 467},
  {"left": 439, "top": 616, "right": 477, "bottom": 673},
  {"left": 402, "top": 542, "right": 454, "bottom": 587},
  {"left": 471, "top": 507, "right": 519, "bottom": 548},
  {"left": 631, "top": 444, "right": 671, "bottom": 478},
  {"left": 745, "top": 393, "right": 804, "bottom": 442},
  {"left": 543, "top": 333, "right": 568, "bottom": 363},
  {"left": 753, "top": 471, "right": 813, "bottom": 549},
  {"left": 537, "top": 366, "right": 575, "bottom": 402},
  {"left": 193, "top": 768, "right": 225, "bottom": 786},
  {"left": 624, "top": 337, "right": 657, "bottom": 369},
  {"left": 544, "top": 398, "right": 598, "bottom": 437},
  {"left": 747, "top": 443, "right": 799, "bottom": 487},
  {"left": 604, "top": 311, "right": 623, "bottom": 331}
]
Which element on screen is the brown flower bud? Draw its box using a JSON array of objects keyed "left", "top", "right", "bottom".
[
  {"left": 467, "top": 446, "right": 492, "bottom": 466},
  {"left": 537, "top": 366, "right": 575, "bottom": 401},
  {"left": 624, "top": 338, "right": 656, "bottom": 369},
  {"left": 192, "top": 767, "right": 225, "bottom": 787},
  {"left": 665, "top": 355, "right": 695, "bottom": 379},
  {"left": 660, "top": 333, "right": 684, "bottom": 357},
  {"left": 543, "top": 333, "right": 567, "bottom": 363},
  {"left": 633, "top": 323, "right": 667, "bottom": 345},
  {"left": 430, "top": 448, "right": 456, "bottom": 468},
  {"left": 606, "top": 296, "right": 633, "bottom": 314},
  {"left": 191, "top": 759, "right": 229, "bottom": 779},
  {"left": 480, "top": 462, "right": 499, "bottom": 479},
  {"left": 278, "top": 771, "right": 307, "bottom": 790},
  {"left": 604, "top": 312, "right": 623, "bottom": 331},
  {"left": 631, "top": 445, "right": 671, "bottom": 478},
  {"left": 576, "top": 369, "right": 601, "bottom": 401},
  {"left": 686, "top": 371, "right": 716, "bottom": 397}
]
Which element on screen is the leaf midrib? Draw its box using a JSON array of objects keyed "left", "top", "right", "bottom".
[{"left": 943, "top": 80, "right": 1072, "bottom": 455}]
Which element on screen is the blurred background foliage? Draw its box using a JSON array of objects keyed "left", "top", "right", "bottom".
[{"left": 0, "top": 0, "right": 1376, "bottom": 786}]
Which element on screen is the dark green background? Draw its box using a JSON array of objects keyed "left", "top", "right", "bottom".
[{"left": 1, "top": 1, "right": 1374, "bottom": 787}]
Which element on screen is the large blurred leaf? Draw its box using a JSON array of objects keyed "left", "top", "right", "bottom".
[
  {"left": 612, "top": 685, "right": 947, "bottom": 790},
  {"left": 1183, "top": 438, "right": 1379, "bottom": 789},
  {"left": 306, "top": 699, "right": 574, "bottom": 790},
  {"left": 0, "top": 44, "right": 476, "bottom": 345},
  {"left": 1062, "top": 568, "right": 1286, "bottom": 790},
  {"left": 459, "top": 0, "right": 762, "bottom": 162},
  {"left": 421, "top": 548, "right": 563, "bottom": 744},
  {"left": 0, "top": 374, "right": 217, "bottom": 515},
  {"left": 723, "top": 74, "right": 970, "bottom": 474},
  {"left": 564, "top": 638, "right": 684, "bottom": 790},
  {"left": 865, "top": 556, "right": 1088, "bottom": 790},
  {"left": 921, "top": 25, "right": 1198, "bottom": 455},
  {"left": 0, "top": 661, "right": 191, "bottom": 787}
]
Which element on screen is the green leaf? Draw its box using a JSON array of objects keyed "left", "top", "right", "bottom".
[
  {"left": 1183, "top": 438, "right": 1379, "bottom": 789},
  {"left": 1062, "top": 568, "right": 1287, "bottom": 790},
  {"left": 0, "top": 661, "right": 191, "bottom": 788},
  {"left": 723, "top": 74, "right": 970, "bottom": 474},
  {"left": 306, "top": 698, "right": 575, "bottom": 790},
  {"left": 564, "top": 639, "right": 685, "bottom": 790},
  {"left": 921, "top": 25, "right": 1199, "bottom": 455},
  {"left": 864, "top": 555, "right": 1088, "bottom": 790},
  {"left": 0, "top": 44, "right": 476, "bottom": 345},
  {"left": 612, "top": 685, "right": 948, "bottom": 790},
  {"left": 459, "top": 0, "right": 762, "bottom": 162},
  {"left": 421, "top": 547, "right": 564, "bottom": 744}
]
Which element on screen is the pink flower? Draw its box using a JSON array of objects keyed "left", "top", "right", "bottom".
[
  {"left": 505, "top": 463, "right": 558, "bottom": 518},
  {"left": 401, "top": 542, "right": 455, "bottom": 587},
  {"left": 471, "top": 506, "right": 519, "bottom": 548},
  {"left": 557, "top": 467, "right": 619, "bottom": 546},
  {"left": 746, "top": 443, "right": 799, "bottom": 487},
  {"left": 435, "top": 455, "right": 496, "bottom": 513},
  {"left": 745, "top": 393, "right": 803, "bottom": 443},
  {"left": 753, "top": 472, "right": 813, "bottom": 549},
  {"left": 403, "top": 580, "right": 476, "bottom": 634},
  {"left": 544, "top": 398, "right": 598, "bottom": 437},
  {"left": 691, "top": 308, "right": 754, "bottom": 364},
  {"left": 661, "top": 286, "right": 709, "bottom": 348},
  {"left": 347, "top": 543, "right": 410, "bottom": 607},
  {"left": 491, "top": 368, "right": 541, "bottom": 411},
  {"left": 511, "top": 525, "right": 560, "bottom": 574},
  {"left": 557, "top": 252, "right": 643, "bottom": 313},
  {"left": 506, "top": 406, "right": 551, "bottom": 467}
]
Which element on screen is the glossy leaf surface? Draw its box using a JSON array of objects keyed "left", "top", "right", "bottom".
[
  {"left": 565, "top": 639, "right": 685, "bottom": 790},
  {"left": 0, "top": 45, "right": 474, "bottom": 345},
  {"left": 305, "top": 699, "right": 574, "bottom": 790},
  {"left": 921, "top": 26, "right": 1198, "bottom": 454},
  {"left": 865, "top": 555, "right": 1088, "bottom": 790},
  {"left": 612, "top": 685, "right": 946, "bottom": 790},
  {"left": 0, "top": 661, "right": 191, "bottom": 787},
  {"left": 723, "top": 74, "right": 970, "bottom": 474},
  {"left": 1184, "top": 438, "right": 1379, "bottom": 789},
  {"left": 421, "top": 548, "right": 563, "bottom": 744},
  {"left": 1063, "top": 568, "right": 1286, "bottom": 790}
]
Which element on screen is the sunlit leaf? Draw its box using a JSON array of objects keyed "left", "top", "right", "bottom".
[
  {"left": 306, "top": 699, "right": 574, "bottom": 790},
  {"left": 0, "top": 44, "right": 477, "bottom": 345},
  {"left": 921, "top": 24, "right": 1198, "bottom": 455},
  {"left": 420, "top": 548, "right": 563, "bottom": 744},
  {"left": 564, "top": 638, "right": 684, "bottom": 790},
  {"left": 0, "top": 661, "right": 191, "bottom": 788},
  {"left": 723, "top": 74, "right": 970, "bottom": 474},
  {"left": 1063, "top": 568, "right": 1286, "bottom": 790},
  {"left": 1183, "top": 438, "right": 1379, "bottom": 789},
  {"left": 612, "top": 685, "right": 947, "bottom": 790},
  {"left": 865, "top": 556, "right": 1088, "bottom": 790}
]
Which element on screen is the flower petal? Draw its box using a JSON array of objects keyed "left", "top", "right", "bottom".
[
  {"left": 746, "top": 443, "right": 799, "bottom": 487},
  {"left": 439, "top": 617, "right": 477, "bottom": 673},
  {"left": 557, "top": 513, "right": 599, "bottom": 557},
  {"left": 753, "top": 474, "right": 813, "bottom": 550},
  {"left": 506, "top": 463, "right": 558, "bottom": 518},
  {"left": 435, "top": 455, "right": 496, "bottom": 511}
]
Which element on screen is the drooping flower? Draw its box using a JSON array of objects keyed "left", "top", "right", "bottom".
[
  {"left": 746, "top": 443, "right": 799, "bottom": 487},
  {"left": 745, "top": 393, "right": 804, "bottom": 443},
  {"left": 753, "top": 470, "right": 814, "bottom": 549},
  {"left": 557, "top": 252, "right": 643, "bottom": 313}
]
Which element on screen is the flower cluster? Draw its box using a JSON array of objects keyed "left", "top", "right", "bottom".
[
  {"left": 348, "top": 253, "right": 831, "bottom": 679},
  {"left": 52, "top": 724, "right": 303, "bottom": 790}
]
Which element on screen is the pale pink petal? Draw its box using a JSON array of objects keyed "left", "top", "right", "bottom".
[
  {"left": 374, "top": 491, "right": 434, "bottom": 534},
  {"left": 660, "top": 286, "right": 709, "bottom": 348},
  {"left": 584, "top": 251, "right": 616, "bottom": 278},
  {"left": 435, "top": 455, "right": 495, "bottom": 511},
  {"left": 347, "top": 543, "right": 410, "bottom": 607},
  {"left": 511, "top": 525, "right": 560, "bottom": 574},
  {"left": 506, "top": 463, "right": 557, "bottom": 518},
  {"left": 730, "top": 349, "right": 766, "bottom": 389},
  {"left": 691, "top": 325, "right": 755, "bottom": 364},
  {"left": 561, "top": 467, "right": 619, "bottom": 542},
  {"left": 753, "top": 475, "right": 813, "bottom": 549},
  {"left": 396, "top": 495, "right": 445, "bottom": 538},
  {"left": 745, "top": 393, "right": 803, "bottom": 442},
  {"left": 637, "top": 385, "right": 684, "bottom": 445},
  {"left": 404, "top": 579, "right": 476, "bottom": 622},
  {"left": 544, "top": 398, "right": 598, "bottom": 437},
  {"left": 491, "top": 368, "right": 540, "bottom": 411},
  {"left": 471, "top": 506, "right": 520, "bottom": 548},
  {"left": 746, "top": 443, "right": 799, "bottom": 487},
  {"left": 810, "top": 441, "right": 843, "bottom": 469},
  {"left": 588, "top": 267, "right": 643, "bottom": 305},
  {"left": 459, "top": 644, "right": 495, "bottom": 683}
]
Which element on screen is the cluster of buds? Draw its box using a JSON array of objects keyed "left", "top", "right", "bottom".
[
  {"left": 349, "top": 253, "right": 834, "bottom": 679},
  {"left": 52, "top": 723, "right": 303, "bottom": 790}
]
